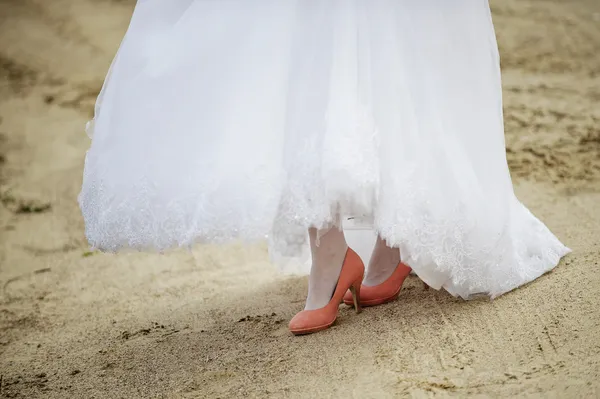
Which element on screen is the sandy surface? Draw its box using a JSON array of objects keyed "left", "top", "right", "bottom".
[{"left": 1, "top": 0, "right": 599, "bottom": 397}]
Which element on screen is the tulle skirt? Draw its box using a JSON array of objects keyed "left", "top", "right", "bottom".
[{"left": 79, "top": 0, "right": 570, "bottom": 299}]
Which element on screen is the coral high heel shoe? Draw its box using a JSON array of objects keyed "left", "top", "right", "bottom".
[
  {"left": 343, "top": 262, "right": 412, "bottom": 308},
  {"left": 289, "top": 248, "right": 365, "bottom": 336}
]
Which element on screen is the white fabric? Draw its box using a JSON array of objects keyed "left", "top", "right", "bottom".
[{"left": 79, "top": 0, "right": 570, "bottom": 299}]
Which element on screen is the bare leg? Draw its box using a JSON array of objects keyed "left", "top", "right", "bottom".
[
  {"left": 304, "top": 226, "right": 348, "bottom": 310},
  {"left": 363, "top": 235, "right": 403, "bottom": 286}
]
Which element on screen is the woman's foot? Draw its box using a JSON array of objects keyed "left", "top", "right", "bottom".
[
  {"left": 290, "top": 246, "right": 364, "bottom": 335},
  {"left": 343, "top": 262, "right": 411, "bottom": 307},
  {"left": 304, "top": 226, "right": 349, "bottom": 310},
  {"left": 289, "top": 226, "right": 366, "bottom": 335},
  {"left": 342, "top": 235, "right": 412, "bottom": 307}
]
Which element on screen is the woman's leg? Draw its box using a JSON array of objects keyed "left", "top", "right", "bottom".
[
  {"left": 304, "top": 226, "right": 348, "bottom": 310},
  {"left": 364, "top": 235, "right": 403, "bottom": 286}
]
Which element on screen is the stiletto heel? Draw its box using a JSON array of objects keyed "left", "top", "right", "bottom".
[
  {"left": 349, "top": 278, "right": 362, "bottom": 313},
  {"left": 289, "top": 248, "right": 365, "bottom": 335}
]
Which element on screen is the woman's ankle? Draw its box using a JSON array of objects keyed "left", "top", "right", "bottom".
[
  {"left": 363, "top": 236, "right": 401, "bottom": 286},
  {"left": 304, "top": 227, "right": 348, "bottom": 310}
]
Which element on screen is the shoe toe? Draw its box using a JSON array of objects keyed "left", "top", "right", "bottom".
[
  {"left": 288, "top": 310, "right": 310, "bottom": 331},
  {"left": 288, "top": 309, "right": 336, "bottom": 335}
]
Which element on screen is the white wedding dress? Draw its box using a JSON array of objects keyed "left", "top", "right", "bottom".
[{"left": 79, "top": 0, "right": 570, "bottom": 299}]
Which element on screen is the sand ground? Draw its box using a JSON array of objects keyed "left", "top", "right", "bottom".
[{"left": 1, "top": 0, "right": 599, "bottom": 397}]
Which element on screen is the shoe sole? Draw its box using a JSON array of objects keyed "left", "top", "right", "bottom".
[
  {"left": 290, "top": 320, "right": 335, "bottom": 336},
  {"left": 343, "top": 293, "right": 399, "bottom": 308}
]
